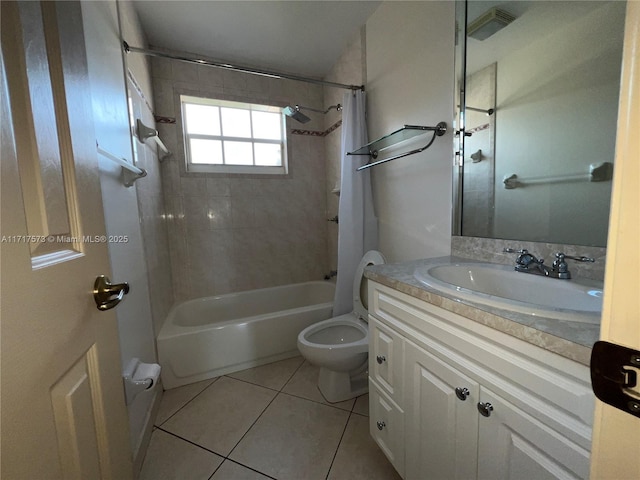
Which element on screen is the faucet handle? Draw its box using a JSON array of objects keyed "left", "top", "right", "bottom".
[
  {"left": 556, "top": 252, "right": 595, "bottom": 263},
  {"left": 554, "top": 252, "right": 596, "bottom": 263}
]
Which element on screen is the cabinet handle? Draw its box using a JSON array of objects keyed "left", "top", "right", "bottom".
[
  {"left": 376, "top": 420, "right": 386, "bottom": 430},
  {"left": 477, "top": 402, "right": 494, "bottom": 417},
  {"left": 455, "top": 387, "right": 470, "bottom": 401},
  {"left": 376, "top": 355, "right": 386, "bottom": 364}
]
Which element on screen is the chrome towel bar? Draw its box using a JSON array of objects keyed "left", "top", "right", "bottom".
[
  {"left": 503, "top": 162, "right": 613, "bottom": 189},
  {"left": 96, "top": 144, "right": 147, "bottom": 187}
]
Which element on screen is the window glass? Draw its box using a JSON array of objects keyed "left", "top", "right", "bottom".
[
  {"left": 184, "top": 104, "right": 220, "bottom": 136},
  {"left": 224, "top": 141, "right": 253, "bottom": 165},
  {"left": 254, "top": 143, "right": 282, "bottom": 166},
  {"left": 181, "top": 95, "right": 287, "bottom": 174},
  {"left": 190, "top": 139, "right": 223, "bottom": 164},
  {"left": 252, "top": 111, "right": 281, "bottom": 140},
  {"left": 221, "top": 107, "right": 251, "bottom": 138}
]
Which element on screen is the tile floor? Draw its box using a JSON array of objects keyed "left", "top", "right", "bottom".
[{"left": 140, "top": 356, "right": 401, "bottom": 480}]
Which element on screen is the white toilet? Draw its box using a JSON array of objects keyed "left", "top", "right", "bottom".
[{"left": 297, "top": 250, "right": 386, "bottom": 403}]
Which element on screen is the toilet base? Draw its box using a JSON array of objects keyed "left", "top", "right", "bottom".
[{"left": 318, "top": 365, "right": 369, "bottom": 403}]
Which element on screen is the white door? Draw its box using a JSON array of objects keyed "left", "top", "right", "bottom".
[
  {"left": 589, "top": 1, "right": 640, "bottom": 478},
  {"left": 1, "top": 2, "right": 132, "bottom": 479},
  {"left": 404, "top": 341, "right": 479, "bottom": 480}
]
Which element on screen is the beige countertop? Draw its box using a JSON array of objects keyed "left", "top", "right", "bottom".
[{"left": 365, "top": 256, "right": 600, "bottom": 366}]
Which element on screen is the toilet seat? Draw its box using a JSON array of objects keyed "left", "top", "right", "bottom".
[
  {"left": 352, "top": 250, "right": 386, "bottom": 320},
  {"left": 298, "top": 314, "right": 368, "bottom": 371},
  {"left": 299, "top": 313, "right": 368, "bottom": 349}
]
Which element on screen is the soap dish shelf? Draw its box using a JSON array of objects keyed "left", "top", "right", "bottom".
[{"left": 348, "top": 122, "right": 447, "bottom": 171}]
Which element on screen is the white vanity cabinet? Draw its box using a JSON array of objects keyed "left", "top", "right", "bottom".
[{"left": 367, "top": 281, "right": 594, "bottom": 480}]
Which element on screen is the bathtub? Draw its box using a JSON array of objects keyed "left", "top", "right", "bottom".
[{"left": 158, "top": 281, "right": 335, "bottom": 389}]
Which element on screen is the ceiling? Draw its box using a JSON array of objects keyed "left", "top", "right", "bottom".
[
  {"left": 465, "top": 1, "right": 609, "bottom": 74},
  {"left": 131, "top": 1, "right": 382, "bottom": 78}
]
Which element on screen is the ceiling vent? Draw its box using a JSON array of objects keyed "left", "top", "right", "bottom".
[{"left": 467, "top": 7, "right": 516, "bottom": 41}]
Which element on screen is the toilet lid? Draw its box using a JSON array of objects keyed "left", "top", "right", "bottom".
[{"left": 353, "top": 250, "right": 386, "bottom": 320}]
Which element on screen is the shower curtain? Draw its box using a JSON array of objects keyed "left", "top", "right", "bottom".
[{"left": 333, "top": 90, "right": 378, "bottom": 316}]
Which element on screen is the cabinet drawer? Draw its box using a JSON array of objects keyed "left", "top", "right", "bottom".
[
  {"left": 369, "top": 316, "right": 404, "bottom": 405},
  {"left": 370, "top": 380, "right": 405, "bottom": 478}
]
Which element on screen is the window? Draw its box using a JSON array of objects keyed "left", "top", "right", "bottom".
[{"left": 181, "top": 95, "right": 288, "bottom": 174}]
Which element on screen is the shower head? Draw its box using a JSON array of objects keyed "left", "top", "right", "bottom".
[
  {"left": 282, "top": 104, "right": 343, "bottom": 123},
  {"left": 283, "top": 105, "right": 311, "bottom": 124}
]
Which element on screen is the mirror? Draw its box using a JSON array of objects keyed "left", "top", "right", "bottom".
[{"left": 455, "top": 1, "right": 626, "bottom": 247}]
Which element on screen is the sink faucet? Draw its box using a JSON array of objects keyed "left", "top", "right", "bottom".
[
  {"left": 504, "top": 248, "right": 550, "bottom": 276},
  {"left": 504, "top": 248, "right": 595, "bottom": 279}
]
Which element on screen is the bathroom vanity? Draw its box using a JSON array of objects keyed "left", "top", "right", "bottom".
[{"left": 365, "top": 258, "right": 596, "bottom": 480}]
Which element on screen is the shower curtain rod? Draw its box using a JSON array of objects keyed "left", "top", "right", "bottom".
[{"left": 123, "top": 42, "right": 365, "bottom": 92}]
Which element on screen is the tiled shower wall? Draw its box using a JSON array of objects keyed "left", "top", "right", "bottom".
[
  {"left": 323, "top": 28, "right": 367, "bottom": 273},
  {"left": 150, "top": 55, "right": 329, "bottom": 301}
]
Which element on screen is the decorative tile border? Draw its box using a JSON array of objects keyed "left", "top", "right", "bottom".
[
  {"left": 127, "top": 71, "right": 154, "bottom": 114},
  {"left": 155, "top": 115, "right": 176, "bottom": 124},
  {"left": 291, "top": 120, "right": 342, "bottom": 137},
  {"left": 467, "top": 123, "right": 490, "bottom": 134}
]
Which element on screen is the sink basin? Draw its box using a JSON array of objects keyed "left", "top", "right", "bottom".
[{"left": 414, "top": 262, "right": 602, "bottom": 323}]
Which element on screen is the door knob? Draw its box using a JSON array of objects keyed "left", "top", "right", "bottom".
[
  {"left": 376, "top": 420, "right": 386, "bottom": 430},
  {"left": 376, "top": 355, "right": 386, "bottom": 364},
  {"left": 93, "top": 275, "right": 129, "bottom": 311}
]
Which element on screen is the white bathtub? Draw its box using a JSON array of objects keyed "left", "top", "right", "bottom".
[{"left": 158, "top": 281, "right": 335, "bottom": 389}]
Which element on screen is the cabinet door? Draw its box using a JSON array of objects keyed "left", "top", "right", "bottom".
[
  {"left": 369, "top": 316, "right": 404, "bottom": 405},
  {"left": 477, "top": 388, "right": 590, "bottom": 480},
  {"left": 404, "top": 341, "right": 479, "bottom": 480},
  {"left": 370, "top": 381, "right": 405, "bottom": 477}
]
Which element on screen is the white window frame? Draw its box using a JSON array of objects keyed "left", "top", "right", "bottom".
[{"left": 181, "top": 95, "right": 288, "bottom": 175}]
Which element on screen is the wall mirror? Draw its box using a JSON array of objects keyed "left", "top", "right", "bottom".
[{"left": 454, "top": 0, "right": 626, "bottom": 247}]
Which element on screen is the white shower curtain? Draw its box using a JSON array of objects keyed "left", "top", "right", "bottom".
[{"left": 333, "top": 90, "right": 378, "bottom": 316}]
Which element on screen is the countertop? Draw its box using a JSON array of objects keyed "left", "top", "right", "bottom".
[{"left": 364, "top": 256, "right": 600, "bottom": 366}]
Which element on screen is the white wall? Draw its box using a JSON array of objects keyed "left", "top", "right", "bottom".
[
  {"left": 81, "top": 0, "right": 158, "bottom": 471},
  {"left": 366, "top": 1, "right": 455, "bottom": 262}
]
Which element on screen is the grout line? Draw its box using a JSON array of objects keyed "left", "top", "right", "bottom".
[
  {"left": 222, "top": 375, "right": 281, "bottom": 394},
  {"left": 351, "top": 410, "right": 369, "bottom": 418},
  {"left": 225, "top": 389, "right": 280, "bottom": 459},
  {"left": 156, "top": 426, "right": 277, "bottom": 480},
  {"left": 155, "top": 377, "right": 219, "bottom": 427},
  {"left": 325, "top": 410, "right": 353, "bottom": 480},
  {"left": 278, "top": 390, "right": 354, "bottom": 413},
  {"left": 220, "top": 355, "right": 305, "bottom": 393},
  {"left": 208, "top": 463, "right": 222, "bottom": 480},
  {"left": 219, "top": 458, "right": 279, "bottom": 480},
  {"left": 280, "top": 358, "right": 306, "bottom": 392},
  {"left": 155, "top": 426, "right": 226, "bottom": 458}
]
